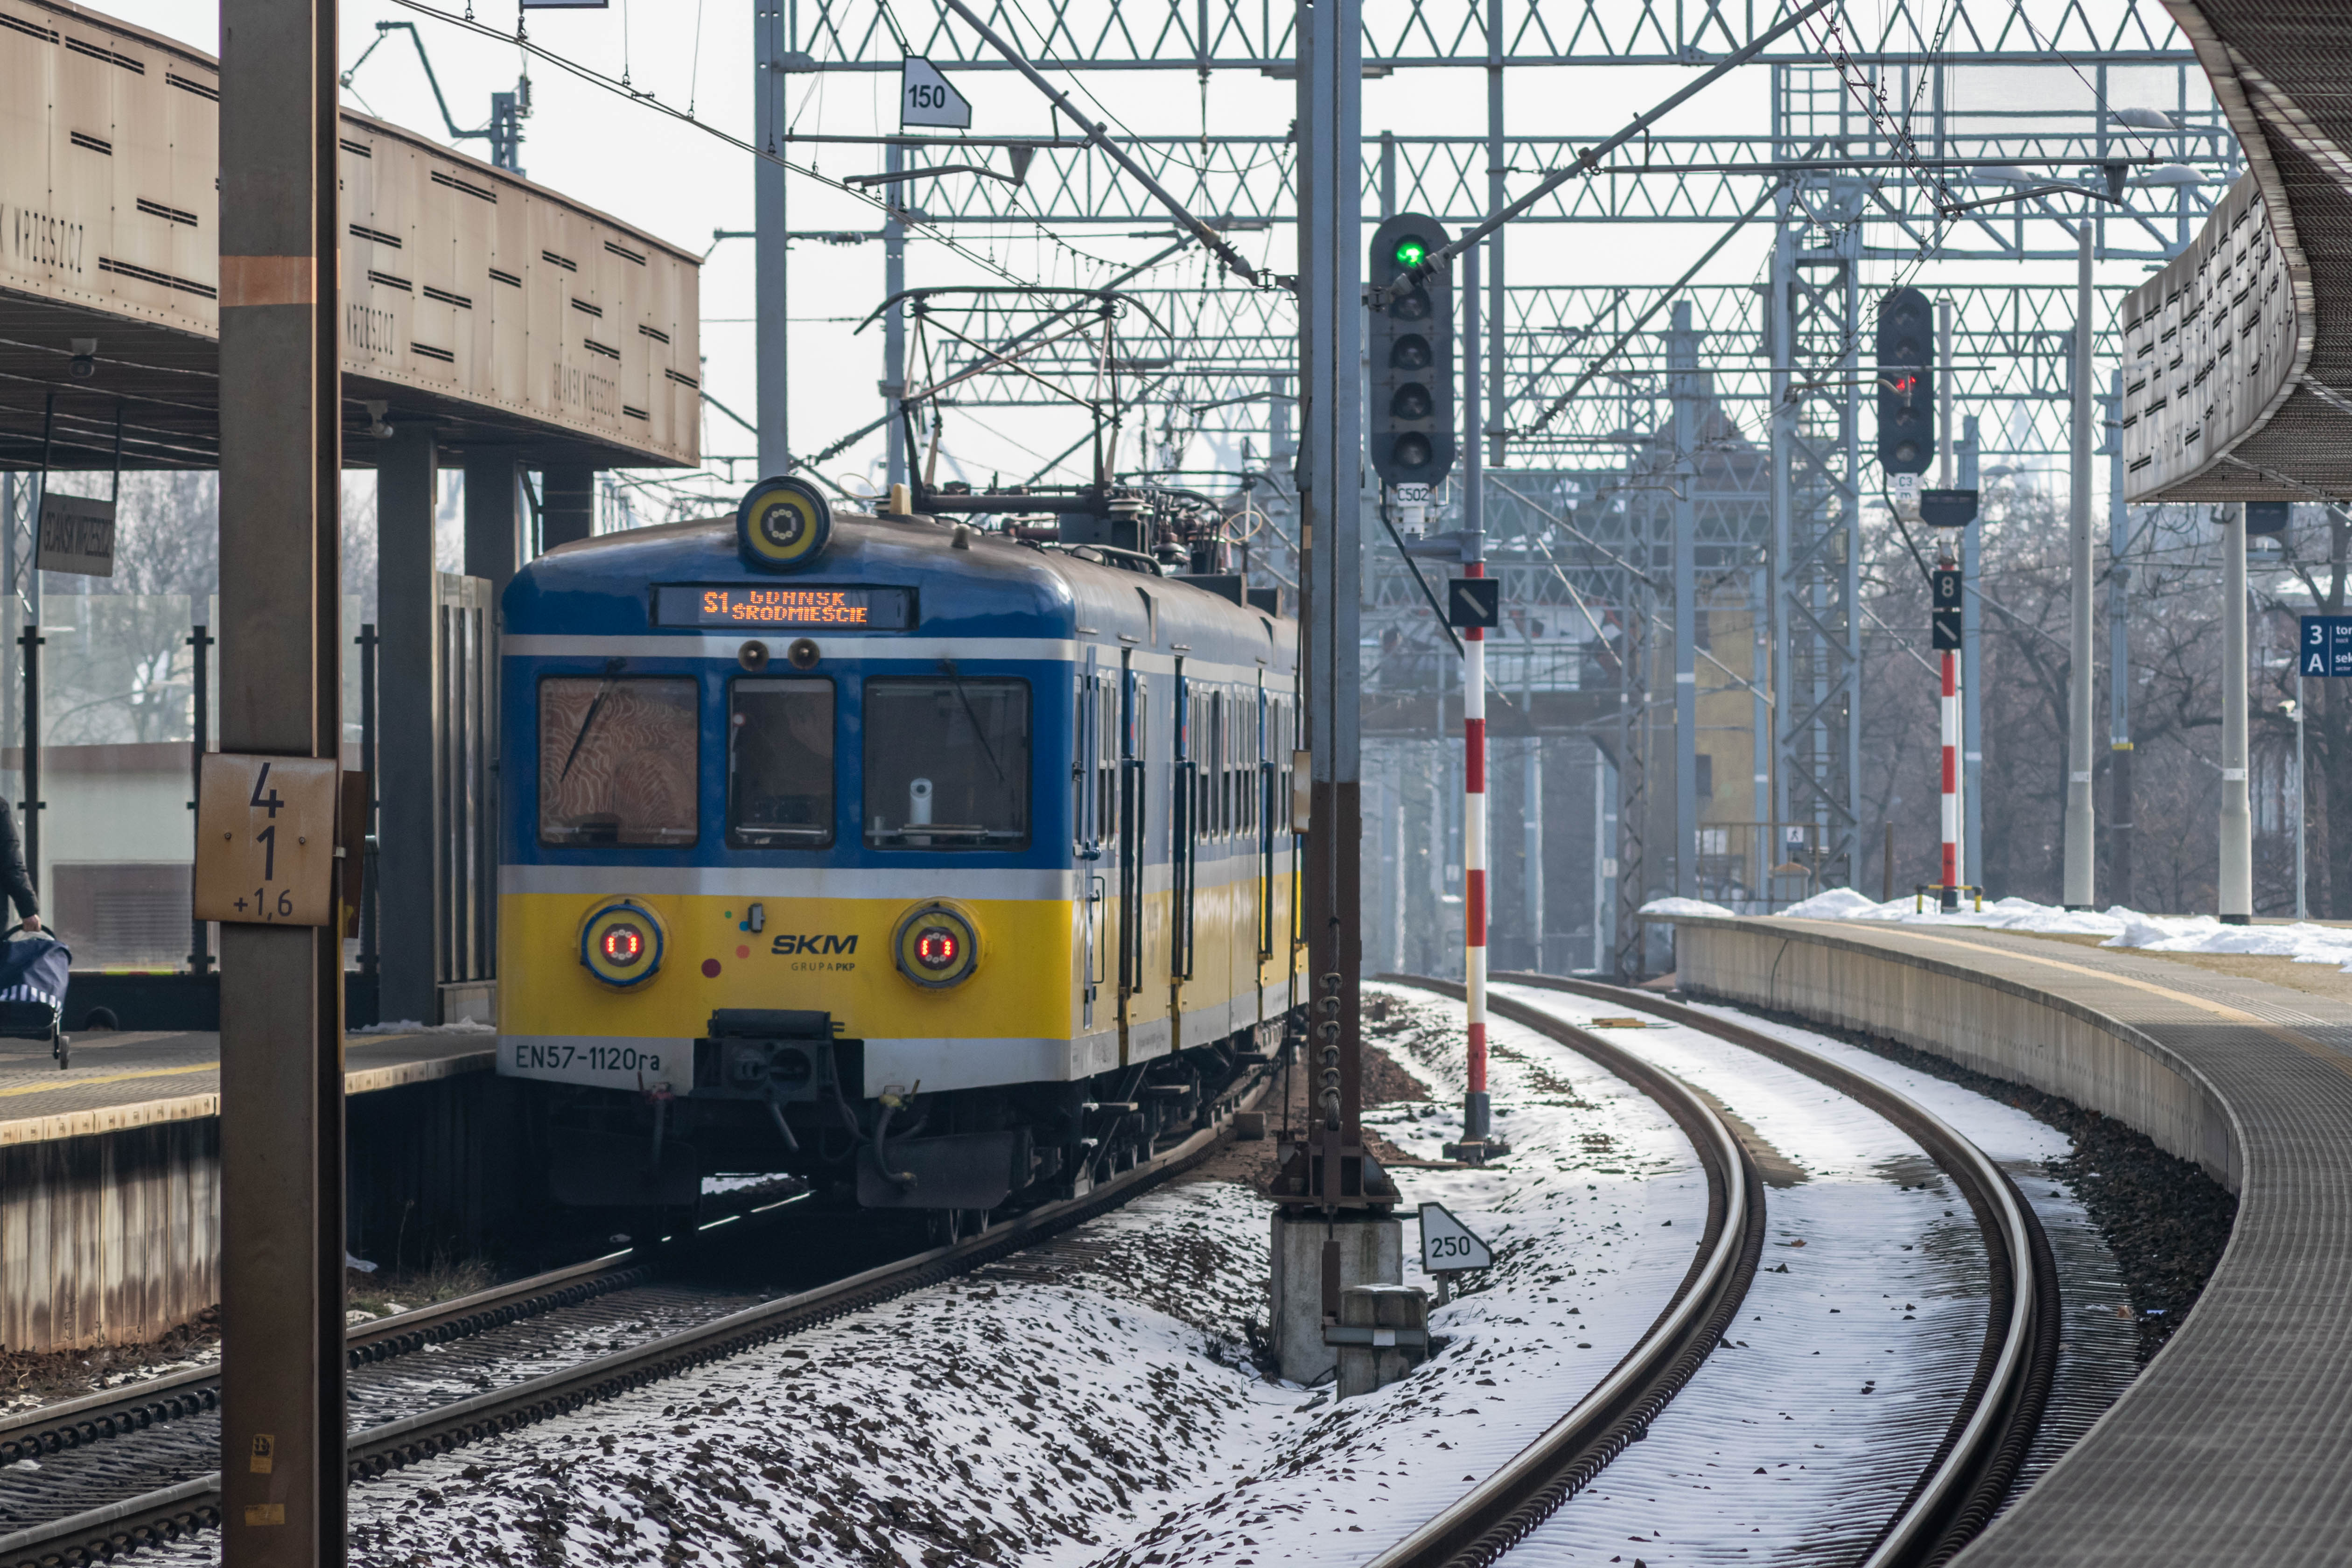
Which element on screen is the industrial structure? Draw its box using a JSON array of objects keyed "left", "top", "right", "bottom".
[{"left": 6, "top": 0, "right": 2336, "bottom": 1561}]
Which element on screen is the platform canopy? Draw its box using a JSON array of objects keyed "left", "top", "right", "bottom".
[
  {"left": 0, "top": 0, "right": 701, "bottom": 472},
  {"left": 2121, "top": 2, "right": 2352, "bottom": 503}
]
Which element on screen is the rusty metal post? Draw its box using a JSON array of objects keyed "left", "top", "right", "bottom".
[
  {"left": 1298, "top": 0, "right": 1364, "bottom": 1209},
  {"left": 217, "top": 0, "right": 347, "bottom": 1561}
]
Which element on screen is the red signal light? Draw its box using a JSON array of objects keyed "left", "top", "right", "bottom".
[
  {"left": 913, "top": 927, "right": 961, "bottom": 970},
  {"left": 600, "top": 924, "right": 646, "bottom": 966}
]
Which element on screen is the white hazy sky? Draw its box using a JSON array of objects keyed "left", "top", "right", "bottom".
[{"left": 96, "top": 2, "right": 2215, "bottom": 513}]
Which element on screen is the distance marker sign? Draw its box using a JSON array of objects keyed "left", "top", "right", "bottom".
[
  {"left": 901, "top": 57, "right": 972, "bottom": 129},
  {"left": 193, "top": 755, "right": 340, "bottom": 926},
  {"left": 1419, "top": 1201, "right": 1494, "bottom": 1274}
]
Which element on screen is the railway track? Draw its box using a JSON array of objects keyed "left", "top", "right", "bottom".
[
  {"left": 1374, "top": 974, "right": 2058, "bottom": 1568},
  {"left": 0, "top": 1065, "right": 1275, "bottom": 1568}
]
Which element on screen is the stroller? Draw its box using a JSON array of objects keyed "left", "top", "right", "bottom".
[{"left": 0, "top": 930, "right": 72, "bottom": 1069}]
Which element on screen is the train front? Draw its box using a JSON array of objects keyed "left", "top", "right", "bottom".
[{"left": 496, "top": 482, "right": 1084, "bottom": 1217}]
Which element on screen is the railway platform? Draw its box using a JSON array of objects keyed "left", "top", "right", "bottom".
[
  {"left": 1660, "top": 913, "right": 2352, "bottom": 1567},
  {"left": 0, "top": 1028, "right": 487, "bottom": 1147},
  {"left": 1, "top": 1028, "right": 515, "bottom": 1358}
]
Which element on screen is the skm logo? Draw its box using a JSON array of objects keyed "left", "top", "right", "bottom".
[{"left": 771, "top": 934, "right": 860, "bottom": 956}]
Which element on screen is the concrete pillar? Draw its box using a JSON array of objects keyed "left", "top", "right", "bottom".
[
  {"left": 377, "top": 427, "right": 439, "bottom": 1026},
  {"left": 1522, "top": 736, "right": 1543, "bottom": 967},
  {"left": 2220, "top": 504, "right": 2252, "bottom": 922},
  {"left": 540, "top": 465, "right": 595, "bottom": 551},
  {"left": 1336, "top": 1283, "right": 1430, "bottom": 1398},
  {"left": 462, "top": 449, "right": 523, "bottom": 603},
  {"left": 2063, "top": 226, "right": 2097, "bottom": 909},
  {"left": 1671, "top": 302, "right": 1698, "bottom": 900},
  {"left": 1269, "top": 1211, "right": 1401, "bottom": 1385}
]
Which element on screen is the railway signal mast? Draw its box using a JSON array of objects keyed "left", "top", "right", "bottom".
[
  {"left": 1371, "top": 215, "right": 1498, "bottom": 1161},
  {"left": 1882, "top": 288, "right": 1977, "bottom": 912}
]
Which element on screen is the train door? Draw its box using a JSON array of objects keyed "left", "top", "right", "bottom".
[
  {"left": 1257, "top": 677, "right": 1274, "bottom": 1017},
  {"left": 1117, "top": 657, "right": 1147, "bottom": 1062},
  {"left": 1077, "top": 652, "right": 1106, "bottom": 1034},
  {"left": 1169, "top": 662, "right": 1196, "bottom": 1051}
]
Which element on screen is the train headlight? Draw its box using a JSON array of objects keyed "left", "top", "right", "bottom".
[
  {"left": 893, "top": 901, "right": 979, "bottom": 989},
  {"left": 735, "top": 475, "right": 833, "bottom": 573},
  {"left": 581, "top": 899, "right": 666, "bottom": 988}
]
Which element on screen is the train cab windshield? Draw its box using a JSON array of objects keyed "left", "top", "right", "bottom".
[
  {"left": 538, "top": 676, "right": 700, "bottom": 846},
  {"left": 729, "top": 679, "right": 836, "bottom": 846},
  {"left": 865, "top": 675, "right": 1030, "bottom": 849}
]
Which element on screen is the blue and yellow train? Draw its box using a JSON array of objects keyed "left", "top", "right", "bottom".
[{"left": 496, "top": 477, "right": 1303, "bottom": 1229}]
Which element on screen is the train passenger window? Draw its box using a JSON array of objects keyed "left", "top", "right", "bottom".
[
  {"left": 728, "top": 679, "right": 835, "bottom": 847},
  {"left": 538, "top": 677, "right": 700, "bottom": 847},
  {"left": 865, "top": 675, "right": 1031, "bottom": 849}
]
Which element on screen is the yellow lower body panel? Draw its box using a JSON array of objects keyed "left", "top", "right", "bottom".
[
  {"left": 497, "top": 878, "right": 1302, "bottom": 1097},
  {"left": 503, "top": 890, "right": 1075, "bottom": 1039}
]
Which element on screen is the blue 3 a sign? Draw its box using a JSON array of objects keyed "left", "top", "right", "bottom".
[{"left": 2301, "top": 616, "right": 2352, "bottom": 678}]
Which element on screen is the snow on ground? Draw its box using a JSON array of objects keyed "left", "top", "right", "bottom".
[
  {"left": 1643, "top": 889, "right": 2352, "bottom": 972},
  {"left": 1486, "top": 986, "right": 2135, "bottom": 1565},
  {"left": 1106, "top": 987, "right": 1712, "bottom": 1568},
  {"left": 149, "top": 985, "right": 1715, "bottom": 1568},
  {"left": 1491, "top": 983, "right": 1991, "bottom": 1565},
  {"left": 1663, "top": 997, "right": 2140, "bottom": 1502},
  {"left": 136, "top": 986, "right": 2141, "bottom": 1568},
  {"left": 1635, "top": 896, "right": 1737, "bottom": 920}
]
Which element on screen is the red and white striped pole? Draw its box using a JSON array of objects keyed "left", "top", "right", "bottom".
[
  {"left": 1940, "top": 646, "right": 1962, "bottom": 912},
  {"left": 1461, "top": 559, "right": 1493, "bottom": 1149}
]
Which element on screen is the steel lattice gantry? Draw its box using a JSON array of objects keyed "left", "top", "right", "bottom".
[
  {"left": 759, "top": 0, "right": 2235, "bottom": 964},
  {"left": 791, "top": 0, "right": 2199, "bottom": 70}
]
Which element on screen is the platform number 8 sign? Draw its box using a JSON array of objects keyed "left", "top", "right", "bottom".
[{"left": 193, "top": 753, "right": 341, "bottom": 927}]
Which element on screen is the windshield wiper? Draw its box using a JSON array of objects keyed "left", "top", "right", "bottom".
[
  {"left": 558, "top": 658, "right": 628, "bottom": 784},
  {"left": 938, "top": 658, "right": 1006, "bottom": 782}
]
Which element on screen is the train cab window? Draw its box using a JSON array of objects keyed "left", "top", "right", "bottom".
[
  {"left": 865, "top": 675, "right": 1031, "bottom": 849},
  {"left": 538, "top": 676, "right": 700, "bottom": 847},
  {"left": 728, "top": 679, "right": 836, "bottom": 847}
]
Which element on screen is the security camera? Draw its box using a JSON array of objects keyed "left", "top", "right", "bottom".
[
  {"left": 68, "top": 338, "right": 97, "bottom": 379},
  {"left": 364, "top": 400, "right": 394, "bottom": 440}
]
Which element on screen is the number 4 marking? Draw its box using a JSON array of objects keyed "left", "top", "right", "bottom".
[{"left": 249, "top": 762, "right": 285, "bottom": 818}]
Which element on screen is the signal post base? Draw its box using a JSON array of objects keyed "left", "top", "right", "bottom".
[
  {"left": 1268, "top": 1210, "right": 1402, "bottom": 1387},
  {"left": 1445, "top": 1090, "right": 1510, "bottom": 1163}
]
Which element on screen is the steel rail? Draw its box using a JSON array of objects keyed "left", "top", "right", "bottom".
[
  {"left": 0, "top": 1178, "right": 814, "bottom": 1468},
  {"left": 0, "top": 1068, "right": 1278, "bottom": 1568},
  {"left": 1369, "top": 976, "right": 1763, "bottom": 1568},
  {"left": 1492, "top": 972, "right": 2059, "bottom": 1568},
  {"left": 0, "top": 1250, "right": 654, "bottom": 1468}
]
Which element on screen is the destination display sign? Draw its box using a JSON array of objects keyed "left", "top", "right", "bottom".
[{"left": 653, "top": 585, "right": 917, "bottom": 630}]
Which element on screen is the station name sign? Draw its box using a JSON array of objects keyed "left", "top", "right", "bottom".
[
  {"left": 35, "top": 493, "right": 114, "bottom": 577},
  {"left": 653, "top": 584, "right": 917, "bottom": 630}
]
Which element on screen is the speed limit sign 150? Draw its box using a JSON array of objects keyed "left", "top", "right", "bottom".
[{"left": 193, "top": 754, "right": 341, "bottom": 927}]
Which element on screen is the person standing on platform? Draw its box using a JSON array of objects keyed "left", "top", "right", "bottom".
[{"left": 0, "top": 798, "right": 42, "bottom": 932}]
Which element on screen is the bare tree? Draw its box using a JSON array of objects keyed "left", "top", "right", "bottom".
[{"left": 1855, "top": 483, "right": 2261, "bottom": 915}]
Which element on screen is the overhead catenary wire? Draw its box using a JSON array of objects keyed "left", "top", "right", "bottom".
[
  {"left": 931, "top": 0, "right": 1265, "bottom": 287},
  {"left": 390, "top": 0, "right": 1036, "bottom": 289},
  {"left": 1375, "top": 0, "right": 1832, "bottom": 303},
  {"left": 1515, "top": 179, "right": 1783, "bottom": 440}
]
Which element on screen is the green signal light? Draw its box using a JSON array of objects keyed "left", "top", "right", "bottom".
[{"left": 1393, "top": 237, "right": 1428, "bottom": 269}]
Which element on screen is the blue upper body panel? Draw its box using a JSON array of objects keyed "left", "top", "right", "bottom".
[{"left": 501, "top": 512, "right": 1297, "bottom": 875}]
